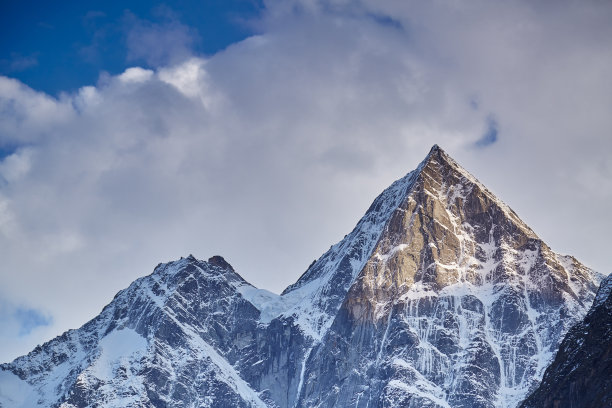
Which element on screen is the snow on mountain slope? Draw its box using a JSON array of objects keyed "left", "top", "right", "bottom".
[{"left": 0, "top": 145, "right": 603, "bottom": 408}]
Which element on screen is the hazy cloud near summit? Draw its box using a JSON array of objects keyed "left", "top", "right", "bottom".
[{"left": 0, "top": 0, "right": 611, "bottom": 362}]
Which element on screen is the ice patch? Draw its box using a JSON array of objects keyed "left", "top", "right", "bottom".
[{"left": 237, "top": 285, "right": 300, "bottom": 323}]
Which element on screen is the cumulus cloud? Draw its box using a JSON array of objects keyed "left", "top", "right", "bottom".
[{"left": 0, "top": 0, "right": 611, "bottom": 362}]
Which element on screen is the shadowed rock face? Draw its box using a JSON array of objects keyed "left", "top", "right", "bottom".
[
  {"left": 519, "top": 275, "right": 612, "bottom": 408},
  {"left": 0, "top": 146, "right": 602, "bottom": 408}
]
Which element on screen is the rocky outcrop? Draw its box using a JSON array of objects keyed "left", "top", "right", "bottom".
[
  {"left": 0, "top": 145, "right": 602, "bottom": 408},
  {"left": 519, "top": 274, "right": 612, "bottom": 408}
]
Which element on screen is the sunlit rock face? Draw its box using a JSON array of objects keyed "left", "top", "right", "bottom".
[{"left": 0, "top": 146, "right": 602, "bottom": 408}]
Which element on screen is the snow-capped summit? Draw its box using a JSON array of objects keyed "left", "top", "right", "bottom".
[
  {"left": 294, "top": 145, "right": 601, "bottom": 408},
  {"left": 0, "top": 145, "right": 602, "bottom": 408}
]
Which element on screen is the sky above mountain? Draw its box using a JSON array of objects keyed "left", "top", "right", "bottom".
[{"left": 0, "top": 0, "right": 611, "bottom": 363}]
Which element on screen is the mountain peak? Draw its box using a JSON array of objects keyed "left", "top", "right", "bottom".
[
  {"left": 416, "top": 144, "right": 471, "bottom": 188},
  {"left": 421, "top": 143, "right": 464, "bottom": 174},
  {"left": 296, "top": 145, "right": 601, "bottom": 407},
  {"left": 418, "top": 143, "right": 445, "bottom": 170},
  {"left": 207, "top": 255, "right": 234, "bottom": 272},
  {"left": 427, "top": 143, "right": 442, "bottom": 156},
  {"left": 282, "top": 144, "right": 535, "bottom": 326},
  {"left": 343, "top": 144, "right": 549, "bottom": 320}
]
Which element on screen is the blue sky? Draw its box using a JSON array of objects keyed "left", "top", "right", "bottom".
[
  {"left": 0, "top": 0, "right": 611, "bottom": 363},
  {"left": 0, "top": 0, "right": 262, "bottom": 94}
]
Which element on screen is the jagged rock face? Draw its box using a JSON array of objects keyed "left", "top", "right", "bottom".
[
  {"left": 519, "top": 275, "right": 612, "bottom": 408},
  {"left": 0, "top": 145, "right": 603, "bottom": 408}
]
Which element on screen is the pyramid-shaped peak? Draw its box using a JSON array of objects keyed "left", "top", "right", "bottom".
[
  {"left": 411, "top": 144, "right": 530, "bottom": 231},
  {"left": 207, "top": 255, "right": 234, "bottom": 271},
  {"left": 409, "top": 144, "right": 464, "bottom": 182},
  {"left": 284, "top": 145, "right": 515, "bottom": 294},
  {"left": 422, "top": 143, "right": 462, "bottom": 173},
  {"left": 421, "top": 144, "right": 460, "bottom": 171},
  {"left": 428, "top": 143, "right": 442, "bottom": 155},
  {"left": 341, "top": 143, "right": 591, "bottom": 322}
]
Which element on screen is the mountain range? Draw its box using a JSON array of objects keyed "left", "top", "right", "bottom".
[{"left": 0, "top": 145, "right": 606, "bottom": 408}]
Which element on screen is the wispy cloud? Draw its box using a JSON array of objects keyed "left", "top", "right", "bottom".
[{"left": 0, "top": 53, "right": 39, "bottom": 73}]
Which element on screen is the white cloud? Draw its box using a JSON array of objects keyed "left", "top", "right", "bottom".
[
  {"left": 0, "top": 0, "right": 611, "bottom": 362},
  {"left": 118, "top": 67, "right": 155, "bottom": 84},
  {"left": 0, "top": 148, "right": 33, "bottom": 183},
  {"left": 0, "top": 77, "right": 75, "bottom": 144}
]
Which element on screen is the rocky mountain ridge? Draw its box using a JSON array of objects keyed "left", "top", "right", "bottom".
[{"left": 0, "top": 145, "right": 603, "bottom": 408}]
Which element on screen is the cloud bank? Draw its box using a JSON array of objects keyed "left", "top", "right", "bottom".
[{"left": 0, "top": 0, "right": 611, "bottom": 362}]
